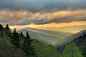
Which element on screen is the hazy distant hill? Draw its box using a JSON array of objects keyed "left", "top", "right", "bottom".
[
  {"left": 29, "top": 34, "right": 49, "bottom": 45},
  {"left": 18, "top": 29, "right": 61, "bottom": 45},
  {"left": 36, "top": 25, "right": 86, "bottom": 33},
  {"left": 45, "top": 25, "right": 86, "bottom": 33},
  {"left": 25, "top": 27, "right": 72, "bottom": 39},
  {"left": 54, "top": 30, "right": 86, "bottom": 47},
  {"left": 57, "top": 25, "right": 86, "bottom": 33},
  {"left": 18, "top": 28, "right": 72, "bottom": 46}
]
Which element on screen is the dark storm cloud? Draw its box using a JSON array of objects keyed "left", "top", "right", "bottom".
[{"left": 0, "top": 0, "right": 86, "bottom": 12}]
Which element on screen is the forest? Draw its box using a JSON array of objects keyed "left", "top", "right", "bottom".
[{"left": 0, "top": 24, "right": 86, "bottom": 57}]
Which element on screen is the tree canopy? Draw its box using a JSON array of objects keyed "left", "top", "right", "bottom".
[
  {"left": 61, "top": 41, "right": 82, "bottom": 57},
  {"left": 82, "top": 43, "right": 86, "bottom": 57},
  {"left": 43, "top": 45, "right": 58, "bottom": 57}
]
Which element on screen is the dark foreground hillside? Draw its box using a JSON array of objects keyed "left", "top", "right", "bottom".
[{"left": 0, "top": 36, "right": 27, "bottom": 57}]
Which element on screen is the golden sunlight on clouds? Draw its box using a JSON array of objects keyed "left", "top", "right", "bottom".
[
  {"left": 10, "top": 21, "right": 86, "bottom": 32},
  {"left": 29, "top": 9, "right": 86, "bottom": 22}
]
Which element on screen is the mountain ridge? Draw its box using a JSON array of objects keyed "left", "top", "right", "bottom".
[{"left": 55, "top": 30, "right": 86, "bottom": 47}]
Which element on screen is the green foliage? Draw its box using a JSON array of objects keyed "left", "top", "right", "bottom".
[
  {"left": 21, "top": 31, "right": 24, "bottom": 38},
  {"left": 34, "top": 42, "right": 45, "bottom": 57},
  {"left": 0, "top": 36, "right": 27, "bottom": 57},
  {"left": 0, "top": 24, "right": 38, "bottom": 57},
  {"left": 82, "top": 43, "right": 86, "bottom": 57},
  {"left": 35, "top": 43, "right": 59, "bottom": 57},
  {"left": 43, "top": 45, "right": 58, "bottom": 57},
  {"left": 32, "top": 39, "right": 40, "bottom": 46},
  {"left": 23, "top": 31, "right": 36, "bottom": 57},
  {"left": 0, "top": 49, "right": 4, "bottom": 57},
  {"left": 12, "top": 33, "right": 20, "bottom": 48},
  {"left": 61, "top": 41, "right": 82, "bottom": 57},
  {"left": 11, "top": 28, "right": 20, "bottom": 48}
]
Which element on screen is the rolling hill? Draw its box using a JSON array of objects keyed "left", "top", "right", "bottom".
[
  {"left": 18, "top": 29, "right": 61, "bottom": 45},
  {"left": 54, "top": 30, "right": 86, "bottom": 47},
  {"left": 29, "top": 34, "right": 49, "bottom": 45}
]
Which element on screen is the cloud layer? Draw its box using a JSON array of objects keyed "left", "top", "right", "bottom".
[
  {"left": 0, "top": 0, "right": 86, "bottom": 25},
  {"left": 0, "top": 0, "right": 86, "bottom": 11},
  {"left": 0, "top": 8, "right": 86, "bottom": 25}
]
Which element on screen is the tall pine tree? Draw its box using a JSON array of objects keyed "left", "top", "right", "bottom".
[
  {"left": 6, "top": 24, "right": 10, "bottom": 31},
  {"left": 12, "top": 28, "right": 20, "bottom": 48},
  {"left": 5, "top": 24, "right": 11, "bottom": 35},
  {"left": 21, "top": 31, "right": 23, "bottom": 38},
  {"left": 23, "top": 31, "right": 36, "bottom": 57}
]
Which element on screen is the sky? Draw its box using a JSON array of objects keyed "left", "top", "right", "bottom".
[{"left": 0, "top": 0, "right": 86, "bottom": 33}]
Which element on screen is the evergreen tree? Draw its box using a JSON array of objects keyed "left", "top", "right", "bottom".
[
  {"left": 35, "top": 42, "right": 45, "bottom": 57},
  {"left": 61, "top": 41, "right": 82, "bottom": 57},
  {"left": 21, "top": 31, "right": 23, "bottom": 38},
  {"left": 5, "top": 24, "right": 11, "bottom": 35},
  {"left": 6, "top": 24, "right": 10, "bottom": 31},
  {"left": 23, "top": 31, "right": 36, "bottom": 57},
  {"left": 11, "top": 28, "right": 20, "bottom": 48},
  {"left": 82, "top": 43, "right": 86, "bottom": 57},
  {"left": 0, "top": 24, "right": 3, "bottom": 30},
  {"left": 14, "top": 28, "right": 16, "bottom": 33}
]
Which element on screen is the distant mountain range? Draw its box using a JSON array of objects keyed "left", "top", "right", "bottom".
[
  {"left": 17, "top": 27, "right": 86, "bottom": 48},
  {"left": 17, "top": 27, "right": 72, "bottom": 46},
  {"left": 25, "top": 27, "right": 72, "bottom": 39},
  {"left": 35, "top": 25, "right": 86, "bottom": 33}
]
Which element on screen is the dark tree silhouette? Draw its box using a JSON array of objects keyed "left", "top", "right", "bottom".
[
  {"left": 14, "top": 28, "right": 16, "bottom": 33},
  {"left": 6, "top": 24, "right": 10, "bottom": 30},
  {"left": 0, "top": 24, "right": 3, "bottom": 30},
  {"left": 11, "top": 28, "right": 20, "bottom": 48},
  {"left": 21, "top": 31, "right": 23, "bottom": 38},
  {"left": 23, "top": 31, "right": 36, "bottom": 57}
]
